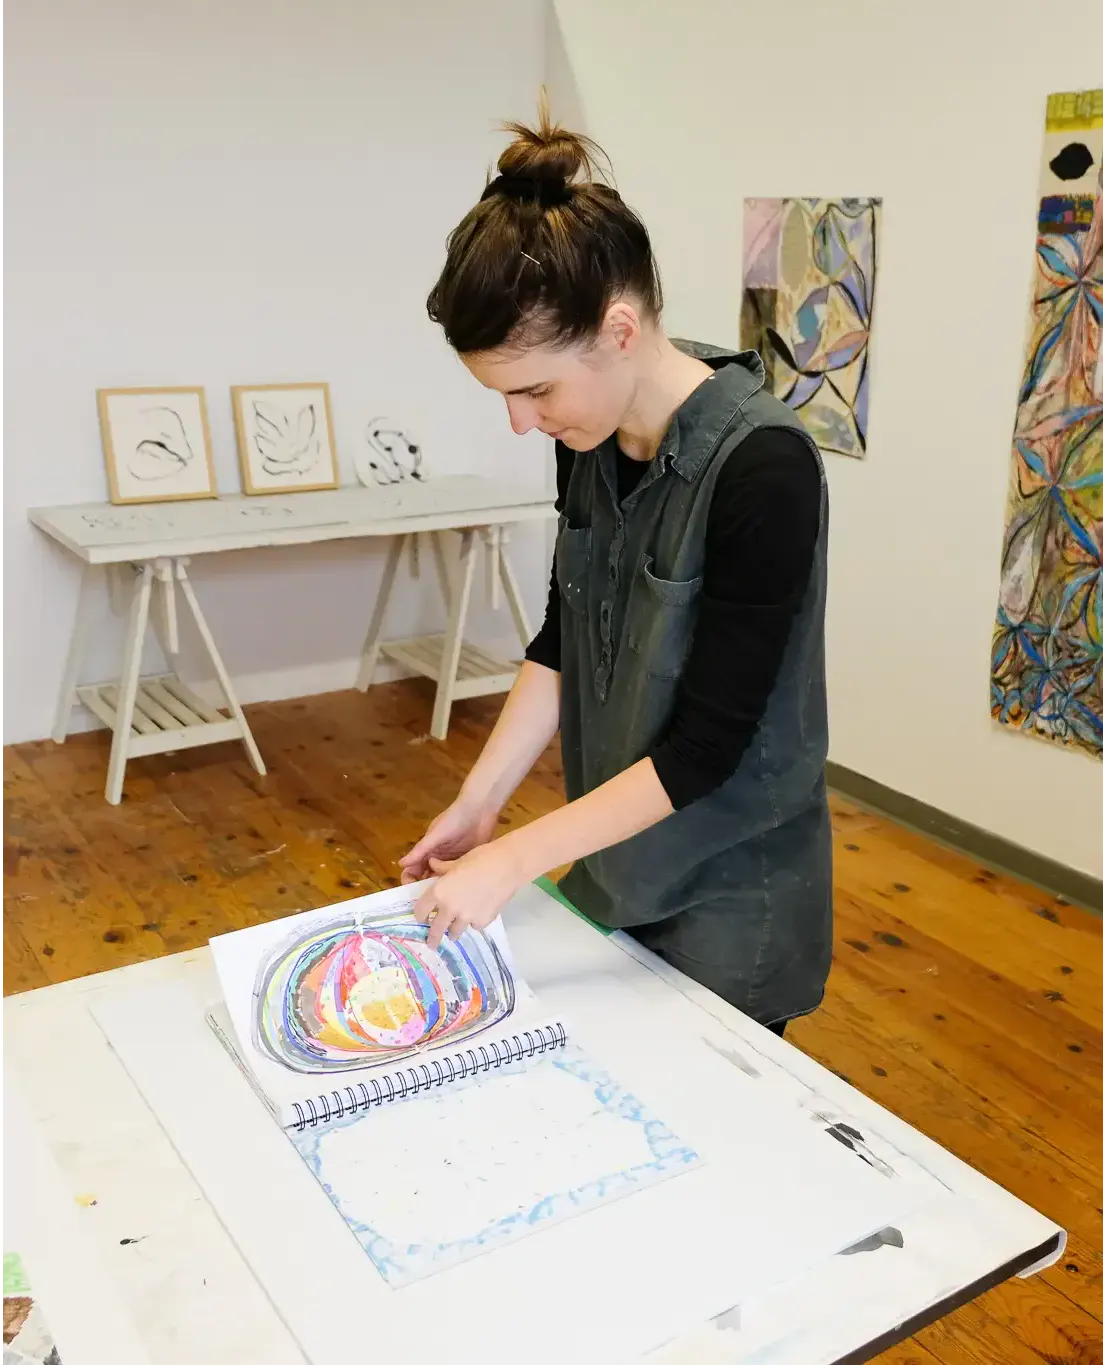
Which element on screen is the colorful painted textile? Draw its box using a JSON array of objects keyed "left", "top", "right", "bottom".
[{"left": 992, "top": 89, "right": 1103, "bottom": 757}]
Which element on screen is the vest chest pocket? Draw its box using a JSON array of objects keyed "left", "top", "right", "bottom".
[
  {"left": 555, "top": 524, "right": 592, "bottom": 616},
  {"left": 626, "top": 554, "right": 703, "bottom": 680}
]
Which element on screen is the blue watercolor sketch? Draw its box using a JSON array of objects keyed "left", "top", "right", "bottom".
[{"left": 288, "top": 1044, "right": 701, "bottom": 1286}]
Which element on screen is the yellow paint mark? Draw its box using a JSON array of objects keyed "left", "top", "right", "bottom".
[{"left": 1046, "top": 89, "right": 1103, "bottom": 132}]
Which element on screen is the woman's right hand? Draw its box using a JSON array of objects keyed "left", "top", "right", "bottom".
[{"left": 399, "top": 795, "right": 500, "bottom": 884}]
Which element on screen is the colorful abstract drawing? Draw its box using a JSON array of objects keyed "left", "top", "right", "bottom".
[
  {"left": 741, "top": 196, "right": 881, "bottom": 458},
  {"left": 3, "top": 1253, "right": 62, "bottom": 1364},
  {"left": 252, "top": 909, "right": 516, "bottom": 1074},
  {"left": 991, "top": 89, "right": 1103, "bottom": 759}
]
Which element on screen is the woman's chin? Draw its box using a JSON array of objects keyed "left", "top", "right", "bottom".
[{"left": 559, "top": 430, "right": 603, "bottom": 453}]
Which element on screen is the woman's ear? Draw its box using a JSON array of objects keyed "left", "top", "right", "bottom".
[{"left": 603, "top": 299, "right": 643, "bottom": 356}]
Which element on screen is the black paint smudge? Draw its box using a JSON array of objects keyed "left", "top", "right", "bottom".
[
  {"left": 702, "top": 1036, "right": 761, "bottom": 1079},
  {"left": 875, "top": 931, "right": 906, "bottom": 948},
  {"left": 825, "top": 1122, "right": 894, "bottom": 1174},
  {"left": 844, "top": 939, "right": 870, "bottom": 953},
  {"left": 1049, "top": 141, "right": 1094, "bottom": 181},
  {"left": 1044, "top": 990, "right": 1065, "bottom": 1003},
  {"left": 839, "top": 1226, "right": 904, "bottom": 1256},
  {"left": 1035, "top": 906, "right": 1060, "bottom": 923}
]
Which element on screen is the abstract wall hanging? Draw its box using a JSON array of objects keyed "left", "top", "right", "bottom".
[
  {"left": 741, "top": 197, "right": 881, "bottom": 458},
  {"left": 991, "top": 89, "right": 1103, "bottom": 759}
]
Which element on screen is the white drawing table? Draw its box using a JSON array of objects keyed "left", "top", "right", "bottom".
[
  {"left": 3, "top": 886, "right": 1063, "bottom": 1365},
  {"left": 29, "top": 478, "right": 556, "bottom": 803},
  {"left": 4, "top": 1078, "right": 154, "bottom": 1365}
]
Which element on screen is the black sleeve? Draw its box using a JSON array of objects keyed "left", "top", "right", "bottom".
[
  {"left": 523, "top": 443, "right": 575, "bottom": 672},
  {"left": 649, "top": 428, "right": 822, "bottom": 811}
]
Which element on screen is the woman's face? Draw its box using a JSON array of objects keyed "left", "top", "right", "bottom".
[{"left": 462, "top": 306, "right": 642, "bottom": 452}]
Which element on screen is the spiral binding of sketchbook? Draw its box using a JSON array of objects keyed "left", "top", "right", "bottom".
[{"left": 207, "top": 1004, "right": 568, "bottom": 1131}]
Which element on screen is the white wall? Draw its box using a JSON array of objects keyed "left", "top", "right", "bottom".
[
  {"left": 3, "top": 0, "right": 550, "bottom": 744},
  {"left": 550, "top": 0, "right": 1102, "bottom": 876}
]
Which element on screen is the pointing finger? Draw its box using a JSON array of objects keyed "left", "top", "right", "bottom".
[
  {"left": 426, "top": 903, "right": 456, "bottom": 950},
  {"left": 414, "top": 882, "right": 438, "bottom": 924}
]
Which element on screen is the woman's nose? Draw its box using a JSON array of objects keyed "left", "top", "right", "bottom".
[{"left": 505, "top": 396, "right": 537, "bottom": 435}]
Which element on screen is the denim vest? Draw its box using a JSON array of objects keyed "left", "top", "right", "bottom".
[{"left": 556, "top": 343, "right": 833, "bottom": 1023}]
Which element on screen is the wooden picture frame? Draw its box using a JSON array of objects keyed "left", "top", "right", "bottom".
[
  {"left": 231, "top": 382, "right": 339, "bottom": 495},
  {"left": 97, "top": 387, "right": 217, "bottom": 505}
]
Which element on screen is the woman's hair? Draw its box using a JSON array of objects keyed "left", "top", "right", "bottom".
[{"left": 426, "top": 95, "right": 662, "bottom": 355}]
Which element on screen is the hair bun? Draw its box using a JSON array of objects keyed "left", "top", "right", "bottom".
[{"left": 497, "top": 90, "right": 603, "bottom": 189}]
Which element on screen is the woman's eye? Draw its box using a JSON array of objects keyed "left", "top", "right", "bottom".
[{"left": 530, "top": 388, "right": 550, "bottom": 400}]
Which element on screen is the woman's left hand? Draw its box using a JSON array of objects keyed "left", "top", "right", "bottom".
[{"left": 414, "top": 841, "right": 529, "bottom": 949}]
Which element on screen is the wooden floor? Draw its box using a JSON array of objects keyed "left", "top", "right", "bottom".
[{"left": 5, "top": 680, "right": 1103, "bottom": 1363}]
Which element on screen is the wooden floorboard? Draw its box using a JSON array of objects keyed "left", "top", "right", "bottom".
[{"left": 4, "top": 680, "right": 1102, "bottom": 1363}]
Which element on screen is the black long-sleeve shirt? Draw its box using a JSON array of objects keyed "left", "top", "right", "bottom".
[{"left": 526, "top": 430, "right": 821, "bottom": 809}]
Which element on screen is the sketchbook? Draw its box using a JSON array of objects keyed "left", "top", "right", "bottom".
[
  {"left": 208, "top": 882, "right": 571, "bottom": 1132},
  {"left": 207, "top": 883, "right": 703, "bottom": 1286}
]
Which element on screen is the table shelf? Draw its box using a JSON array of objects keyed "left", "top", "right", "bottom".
[
  {"left": 77, "top": 673, "right": 242, "bottom": 759},
  {"left": 380, "top": 634, "right": 519, "bottom": 700}
]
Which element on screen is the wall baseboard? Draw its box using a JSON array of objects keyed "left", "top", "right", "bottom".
[{"left": 826, "top": 761, "right": 1102, "bottom": 914}]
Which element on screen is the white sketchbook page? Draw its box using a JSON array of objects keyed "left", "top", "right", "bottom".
[
  {"left": 94, "top": 972, "right": 943, "bottom": 1365},
  {"left": 289, "top": 1043, "right": 703, "bottom": 1286},
  {"left": 208, "top": 882, "right": 557, "bottom": 1119}
]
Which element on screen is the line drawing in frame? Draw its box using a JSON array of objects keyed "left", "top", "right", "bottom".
[
  {"left": 231, "top": 382, "right": 339, "bottom": 495},
  {"left": 97, "top": 386, "right": 218, "bottom": 505}
]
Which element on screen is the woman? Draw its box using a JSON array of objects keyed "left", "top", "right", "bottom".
[{"left": 402, "top": 105, "right": 832, "bottom": 1034}]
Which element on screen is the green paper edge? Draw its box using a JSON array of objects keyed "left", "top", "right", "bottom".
[
  {"left": 534, "top": 876, "right": 613, "bottom": 935},
  {"left": 4, "top": 1251, "right": 30, "bottom": 1295}
]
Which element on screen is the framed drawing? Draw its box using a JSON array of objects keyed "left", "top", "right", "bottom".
[
  {"left": 231, "top": 382, "right": 339, "bottom": 494},
  {"left": 97, "top": 386, "right": 217, "bottom": 505}
]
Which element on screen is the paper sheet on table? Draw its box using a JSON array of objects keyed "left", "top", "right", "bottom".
[{"left": 93, "top": 970, "right": 942, "bottom": 1365}]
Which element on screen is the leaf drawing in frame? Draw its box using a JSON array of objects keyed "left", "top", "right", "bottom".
[{"left": 252, "top": 400, "right": 322, "bottom": 479}]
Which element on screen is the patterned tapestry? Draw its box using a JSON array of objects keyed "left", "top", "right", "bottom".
[
  {"left": 741, "top": 197, "right": 881, "bottom": 459},
  {"left": 991, "top": 89, "right": 1103, "bottom": 759}
]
